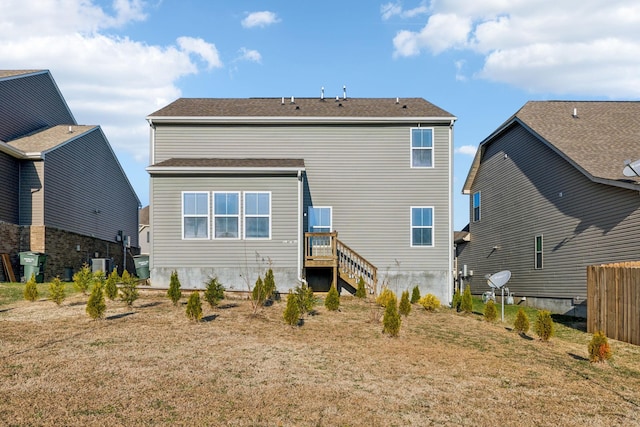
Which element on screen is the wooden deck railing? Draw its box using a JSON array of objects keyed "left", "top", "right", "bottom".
[{"left": 304, "top": 232, "right": 377, "bottom": 294}]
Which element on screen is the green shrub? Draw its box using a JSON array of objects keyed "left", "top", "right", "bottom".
[
  {"left": 186, "top": 291, "right": 203, "bottom": 322},
  {"left": 23, "top": 274, "right": 39, "bottom": 302},
  {"left": 461, "top": 285, "right": 473, "bottom": 314},
  {"left": 355, "top": 276, "right": 367, "bottom": 299},
  {"left": 48, "top": 276, "right": 66, "bottom": 305},
  {"left": 451, "top": 288, "right": 462, "bottom": 312},
  {"left": 167, "top": 270, "right": 182, "bottom": 306},
  {"left": 410, "top": 285, "right": 421, "bottom": 304},
  {"left": 399, "top": 290, "right": 411, "bottom": 317},
  {"left": 104, "top": 269, "right": 119, "bottom": 301},
  {"left": 382, "top": 292, "right": 401, "bottom": 337},
  {"left": 263, "top": 268, "right": 277, "bottom": 301},
  {"left": 252, "top": 276, "right": 267, "bottom": 306},
  {"left": 73, "top": 263, "right": 93, "bottom": 295},
  {"left": 283, "top": 292, "right": 301, "bottom": 326},
  {"left": 86, "top": 277, "right": 106, "bottom": 320},
  {"left": 324, "top": 285, "right": 340, "bottom": 311},
  {"left": 119, "top": 270, "right": 139, "bottom": 307},
  {"left": 534, "top": 310, "right": 554, "bottom": 341},
  {"left": 484, "top": 300, "right": 498, "bottom": 322},
  {"left": 513, "top": 308, "right": 530, "bottom": 335},
  {"left": 588, "top": 331, "right": 612, "bottom": 363},
  {"left": 376, "top": 287, "right": 395, "bottom": 307},
  {"left": 203, "top": 275, "right": 225, "bottom": 308},
  {"left": 293, "top": 282, "right": 316, "bottom": 316},
  {"left": 418, "top": 293, "right": 441, "bottom": 311}
]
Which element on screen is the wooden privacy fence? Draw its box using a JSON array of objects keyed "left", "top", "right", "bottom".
[{"left": 587, "top": 261, "right": 640, "bottom": 346}]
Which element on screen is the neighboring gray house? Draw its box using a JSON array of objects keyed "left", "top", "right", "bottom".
[
  {"left": 0, "top": 70, "right": 140, "bottom": 281},
  {"left": 146, "top": 96, "right": 456, "bottom": 301},
  {"left": 139, "top": 205, "right": 150, "bottom": 255},
  {"left": 459, "top": 101, "right": 640, "bottom": 315}
]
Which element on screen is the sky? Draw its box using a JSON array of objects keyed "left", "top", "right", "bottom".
[{"left": 2, "top": 0, "right": 640, "bottom": 231}]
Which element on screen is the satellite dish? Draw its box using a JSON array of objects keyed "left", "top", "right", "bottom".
[
  {"left": 487, "top": 270, "right": 511, "bottom": 289},
  {"left": 623, "top": 159, "right": 640, "bottom": 177}
]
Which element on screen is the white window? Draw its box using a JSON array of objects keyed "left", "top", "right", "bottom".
[
  {"left": 411, "top": 207, "right": 434, "bottom": 247},
  {"left": 308, "top": 206, "right": 332, "bottom": 233},
  {"left": 473, "top": 191, "right": 481, "bottom": 222},
  {"left": 182, "top": 192, "right": 209, "bottom": 239},
  {"left": 214, "top": 192, "right": 240, "bottom": 238},
  {"left": 244, "top": 192, "right": 271, "bottom": 239},
  {"left": 411, "top": 128, "right": 434, "bottom": 168},
  {"left": 535, "top": 235, "right": 543, "bottom": 269}
]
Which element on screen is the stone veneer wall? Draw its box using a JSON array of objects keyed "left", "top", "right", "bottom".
[{"left": 0, "top": 222, "right": 138, "bottom": 282}]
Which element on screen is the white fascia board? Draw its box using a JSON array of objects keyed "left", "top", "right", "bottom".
[
  {"left": 147, "top": 115, "right": 457, "bottom": 125},
  {"left": 0, "top": 141, "right": 40, "bottom": 159},
  {"left": 146, "top": 166, "right": 305, "bottom": 175}
]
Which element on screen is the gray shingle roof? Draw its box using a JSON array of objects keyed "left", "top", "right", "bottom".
[
  {"left": 0, "top": 70, "right": 43, "bottom": 79},
  {"left": 464, "top": 101, "right": 640, "bottom": 193},
  {"left": 8, "top": 125, "right": 97, "bottom": 153},
  {"left": 149, "top": 97, "right": 454, "bottom": 119}
]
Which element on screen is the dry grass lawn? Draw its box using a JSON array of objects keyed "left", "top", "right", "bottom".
[{"left": 1, "top": 289, "right": 640, "bottom": 426}]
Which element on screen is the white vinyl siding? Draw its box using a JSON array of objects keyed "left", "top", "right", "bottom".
[
  {"left": 411, "top": 127, "right": 434, "bottom": 168},
  {"left": 244, "top": 192, "right": 271, "bottom": 239},
  {"left": 182, "top": 192, "right": 209, "bottom": 239},
  {"left": 214, "top": 192, "right": 240, "bottom": 239},
  {"left": 411, "top": 207, "right": 434, "bottom": 247}
]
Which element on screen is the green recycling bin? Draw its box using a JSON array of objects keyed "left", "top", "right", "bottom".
[
  {"left": 133, "top": 255, "right": 150, "bottom": 280},
  {"left": 19, "top": 251, "right": 47, "bottom": 283}
]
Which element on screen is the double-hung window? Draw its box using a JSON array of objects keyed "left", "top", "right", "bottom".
[
  {"left": 411, "top": 207, "right": 434, "bottom": 247},
  {"left": 244, "top": 192, "right": 271, "bottom": 239},
  {"left": 213, "top": 192, "right": 239, "bottom": 238},
  {"left": 535, "top": 235, "right": 543, "bottom": 269},
  {"left": 182, "top": 192, "right": 209, "bottom": 239},
  {"left": 473, "top": 191, "right": 481, "bottom": 222},
  {"left": 411, "top": 128, "right": 434, "bottom": 168}
]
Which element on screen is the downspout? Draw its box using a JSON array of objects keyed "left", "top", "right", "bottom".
[
  {"left": 448, "top": 118, "right": 455, "bottom": 304},
  {"left": 297, "top": 170, "right": 306, "bottom": 284}
]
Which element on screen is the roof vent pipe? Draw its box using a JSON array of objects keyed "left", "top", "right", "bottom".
[
  {"left": 321, "top": 87, "right": 324, "bottom": 100},
  {"left": 572, "top": 108, "right": 578, "bottom": 118},
  {"left": 281, "top": 97, "right": 285, "bottom": 105},
  {"left": 343, "top": 85, "right": 347, "bottom": 100},
  {"left": 291, "top": 96, "right": 295, "bottom": 104},
  {"left": 396, "top": 97, "right": 399, "bottom": 104}
]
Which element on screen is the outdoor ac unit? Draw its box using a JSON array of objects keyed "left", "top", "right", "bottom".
[{"left": 91, "top": 258, "right": 113, "bottom": 274}]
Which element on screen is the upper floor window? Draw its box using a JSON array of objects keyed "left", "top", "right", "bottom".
[
  {"left": 473, "top": 191, "right": 481, "bottom": 222},
  {"left": 411, "top": 207, "right": 434, "bottom": 247},
  {"left": 214, "top": 192, "right": 240, "bottom": 238},
  {"left": 535, "top": 235, "right": 543, "bottom": 269},
  {"left": 411, "top": 128, "right": 434, "bottom": 168},
  {"left": 182, "top": 192, "right": 209, "bottom": 239},
  {"left": 244, "top": 192, "right": 271, "bottom": 239}
]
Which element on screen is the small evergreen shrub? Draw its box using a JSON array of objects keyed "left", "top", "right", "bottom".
[
  {"left": 461, "top": 285, "right": 473, "bottom": 314},
  {"left": 418, "top": 293, "right": 441, "bottom": 311},
  {"left": 355, "top": 276, "right": 367, "bottom": 299},
  {"left": 513, "top": 308, "right": 530, "bottom": 335},
  {"left": 324, "top": 285, "right": 340, "bottom": 311},
  {"left": 534, "top": 310, "right": 554, "bottom": 341},
  {"left": 73, "top": 263, "right": 93, "bottom": 295},
  {"left": 382, "top": 292, "right": 401, "bottom": 337},
  {"left": 104, "top": 269, "right": 119, "bottom": 301},
  {"left": 86, "top": 277, "right": 106, "bottom": 320},
  {"left": 23, "top": 274, "right": 39, "bottom": 302},
  {"left": 294, "top": 282, "right": 316, "bottom": 316},
  {"left": 119, "top": 270, "right": 139, "bottom": 307},
  {"left": 399, "top": 290, "right": 411, "bottom": 317},
  {"left": 48, "top": 276, "right": 66, "bottom": 305},
  {"left": 410, "top": 285, "right": 421, "bottom": 304},
  {"left": 451, "top": 288, "right": 462, "bottom": 312},
  {"left": 588, "top": 331, "right": 612, "bottom": 363},
  {"left": 203, "top": 275, "right": 225, "bottom": 308},
  {"left": 484, "top": 300, "right": 498, "bottom": 322},
  {"left": 167, "top": 270, "right": 182, "bottom": 306},
  {"left": 376, "top": 287, "right": 395, "bottom": 307},
  {"left": 252, "top": 276, "right": 267, "bottom": 306},
  {"left": 186, "top": 291, "right": 203, "bottom": 322},
  {"left": 283, "top": 292, "right": 301, "bottom": 326},
  {"left": 263, "top": 268, "right": 277, "bottom": 301}
]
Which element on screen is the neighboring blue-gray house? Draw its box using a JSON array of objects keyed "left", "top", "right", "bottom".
[
  {"left": 458, "top": 101, "right": 640, "bottom": 315},
  {"left": 146, "top": 95, "right": 456, "bottom": 301},
  {"left": 0, "top": 70, "right": 140, "bottom": 280}
]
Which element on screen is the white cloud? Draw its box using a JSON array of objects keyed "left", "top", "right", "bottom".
[
  {"left": 388, "top": 1, "right": 640, "bottom": 97},
  {"left": 237, "top": 48, "right": 262, "bottom": 64},
  {"left": 455, "top": 145, "right": 478, "bottom": 156},
  {"left": 241, "top": 11, "right": 280, "bottom": 28},
  {"left": 381, "top": 2, "right": 428, "bottom": 20},
  {"left": 177, "top": 36, "right": 223, "bottom": 70}
]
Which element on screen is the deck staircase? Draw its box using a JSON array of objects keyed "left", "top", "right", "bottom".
[{"left": 304, "top": 232, "right": 377, "bottom": 295}]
